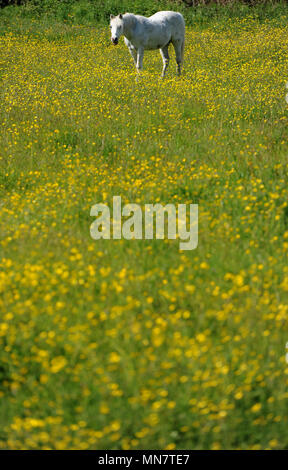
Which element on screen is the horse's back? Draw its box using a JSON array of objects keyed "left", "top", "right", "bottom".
[
  {"left": 148, "top": 11, "right": 185, "bottom": 43},
  {"left": 149, "top": 11, "right": 185, "bottom": 29}
]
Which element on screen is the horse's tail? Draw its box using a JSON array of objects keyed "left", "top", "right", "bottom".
[
  {"left": 181, "top": 38, "right": 185, "bottom": 64},
  {"left": 180, "top": 14, "right": 185, "bottom": 64}
]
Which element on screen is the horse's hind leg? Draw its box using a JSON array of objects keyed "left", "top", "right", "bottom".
[
  {"left": 160, "top": 45, "right": 170, "bottom": 78},
  {"left": 172, "top": 39, "right": 183, "bottom": 76}
]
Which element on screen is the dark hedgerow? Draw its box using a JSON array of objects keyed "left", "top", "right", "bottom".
[{"left": 0, "top": 1, "right": 287, "bottom": 26}]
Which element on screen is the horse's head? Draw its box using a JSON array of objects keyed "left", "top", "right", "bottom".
[{"left": 110, "top": 14, "right": 124, "bottom": 45}]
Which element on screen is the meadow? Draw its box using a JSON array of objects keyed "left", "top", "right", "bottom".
[{"left": 0, "top": 4, "right": 288, "bottom": 449}]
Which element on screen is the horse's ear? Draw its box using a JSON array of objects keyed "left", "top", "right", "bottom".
[
  {"left": 110, "top": 14, "right": 115, "bottom": 20},
  {"left": 119, "top": 14, "right": 123, "bottom": 19}
]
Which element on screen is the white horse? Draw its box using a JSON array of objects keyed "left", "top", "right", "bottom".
[{"left": 110, "top": 11, "right": 185, "bottom": 77}]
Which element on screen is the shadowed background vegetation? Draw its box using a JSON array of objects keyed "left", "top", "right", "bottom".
[{"left": 0, "top": 0, "right": 287, "bottom": 26}]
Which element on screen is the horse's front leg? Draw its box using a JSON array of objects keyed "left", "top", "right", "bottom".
[
  {"left": 128, "top": 46, "right": 137, "bottom": 66},
  {"left": 136, "top": 47, "right": 144, "bottom": 73}
]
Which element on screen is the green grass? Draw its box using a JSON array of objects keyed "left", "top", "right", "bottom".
[{"left": 0, "top": 5, "right": 287, "bottom": 450}]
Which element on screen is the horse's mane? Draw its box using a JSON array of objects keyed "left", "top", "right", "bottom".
[{"left": 123, "top": 13, "right": 137, "bottom": 30}]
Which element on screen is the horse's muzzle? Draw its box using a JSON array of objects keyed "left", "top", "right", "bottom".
[{"left": 112, "top": 38, "right": 118, "bottom": 45}]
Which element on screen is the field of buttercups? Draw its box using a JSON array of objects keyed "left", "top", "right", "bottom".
[{"left": 0, "top": 13, "right": 288, "bottom": 449}]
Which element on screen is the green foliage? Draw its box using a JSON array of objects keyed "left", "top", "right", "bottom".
[{"left": 0, "top": 0, "right": 287, "bottom": 26}]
